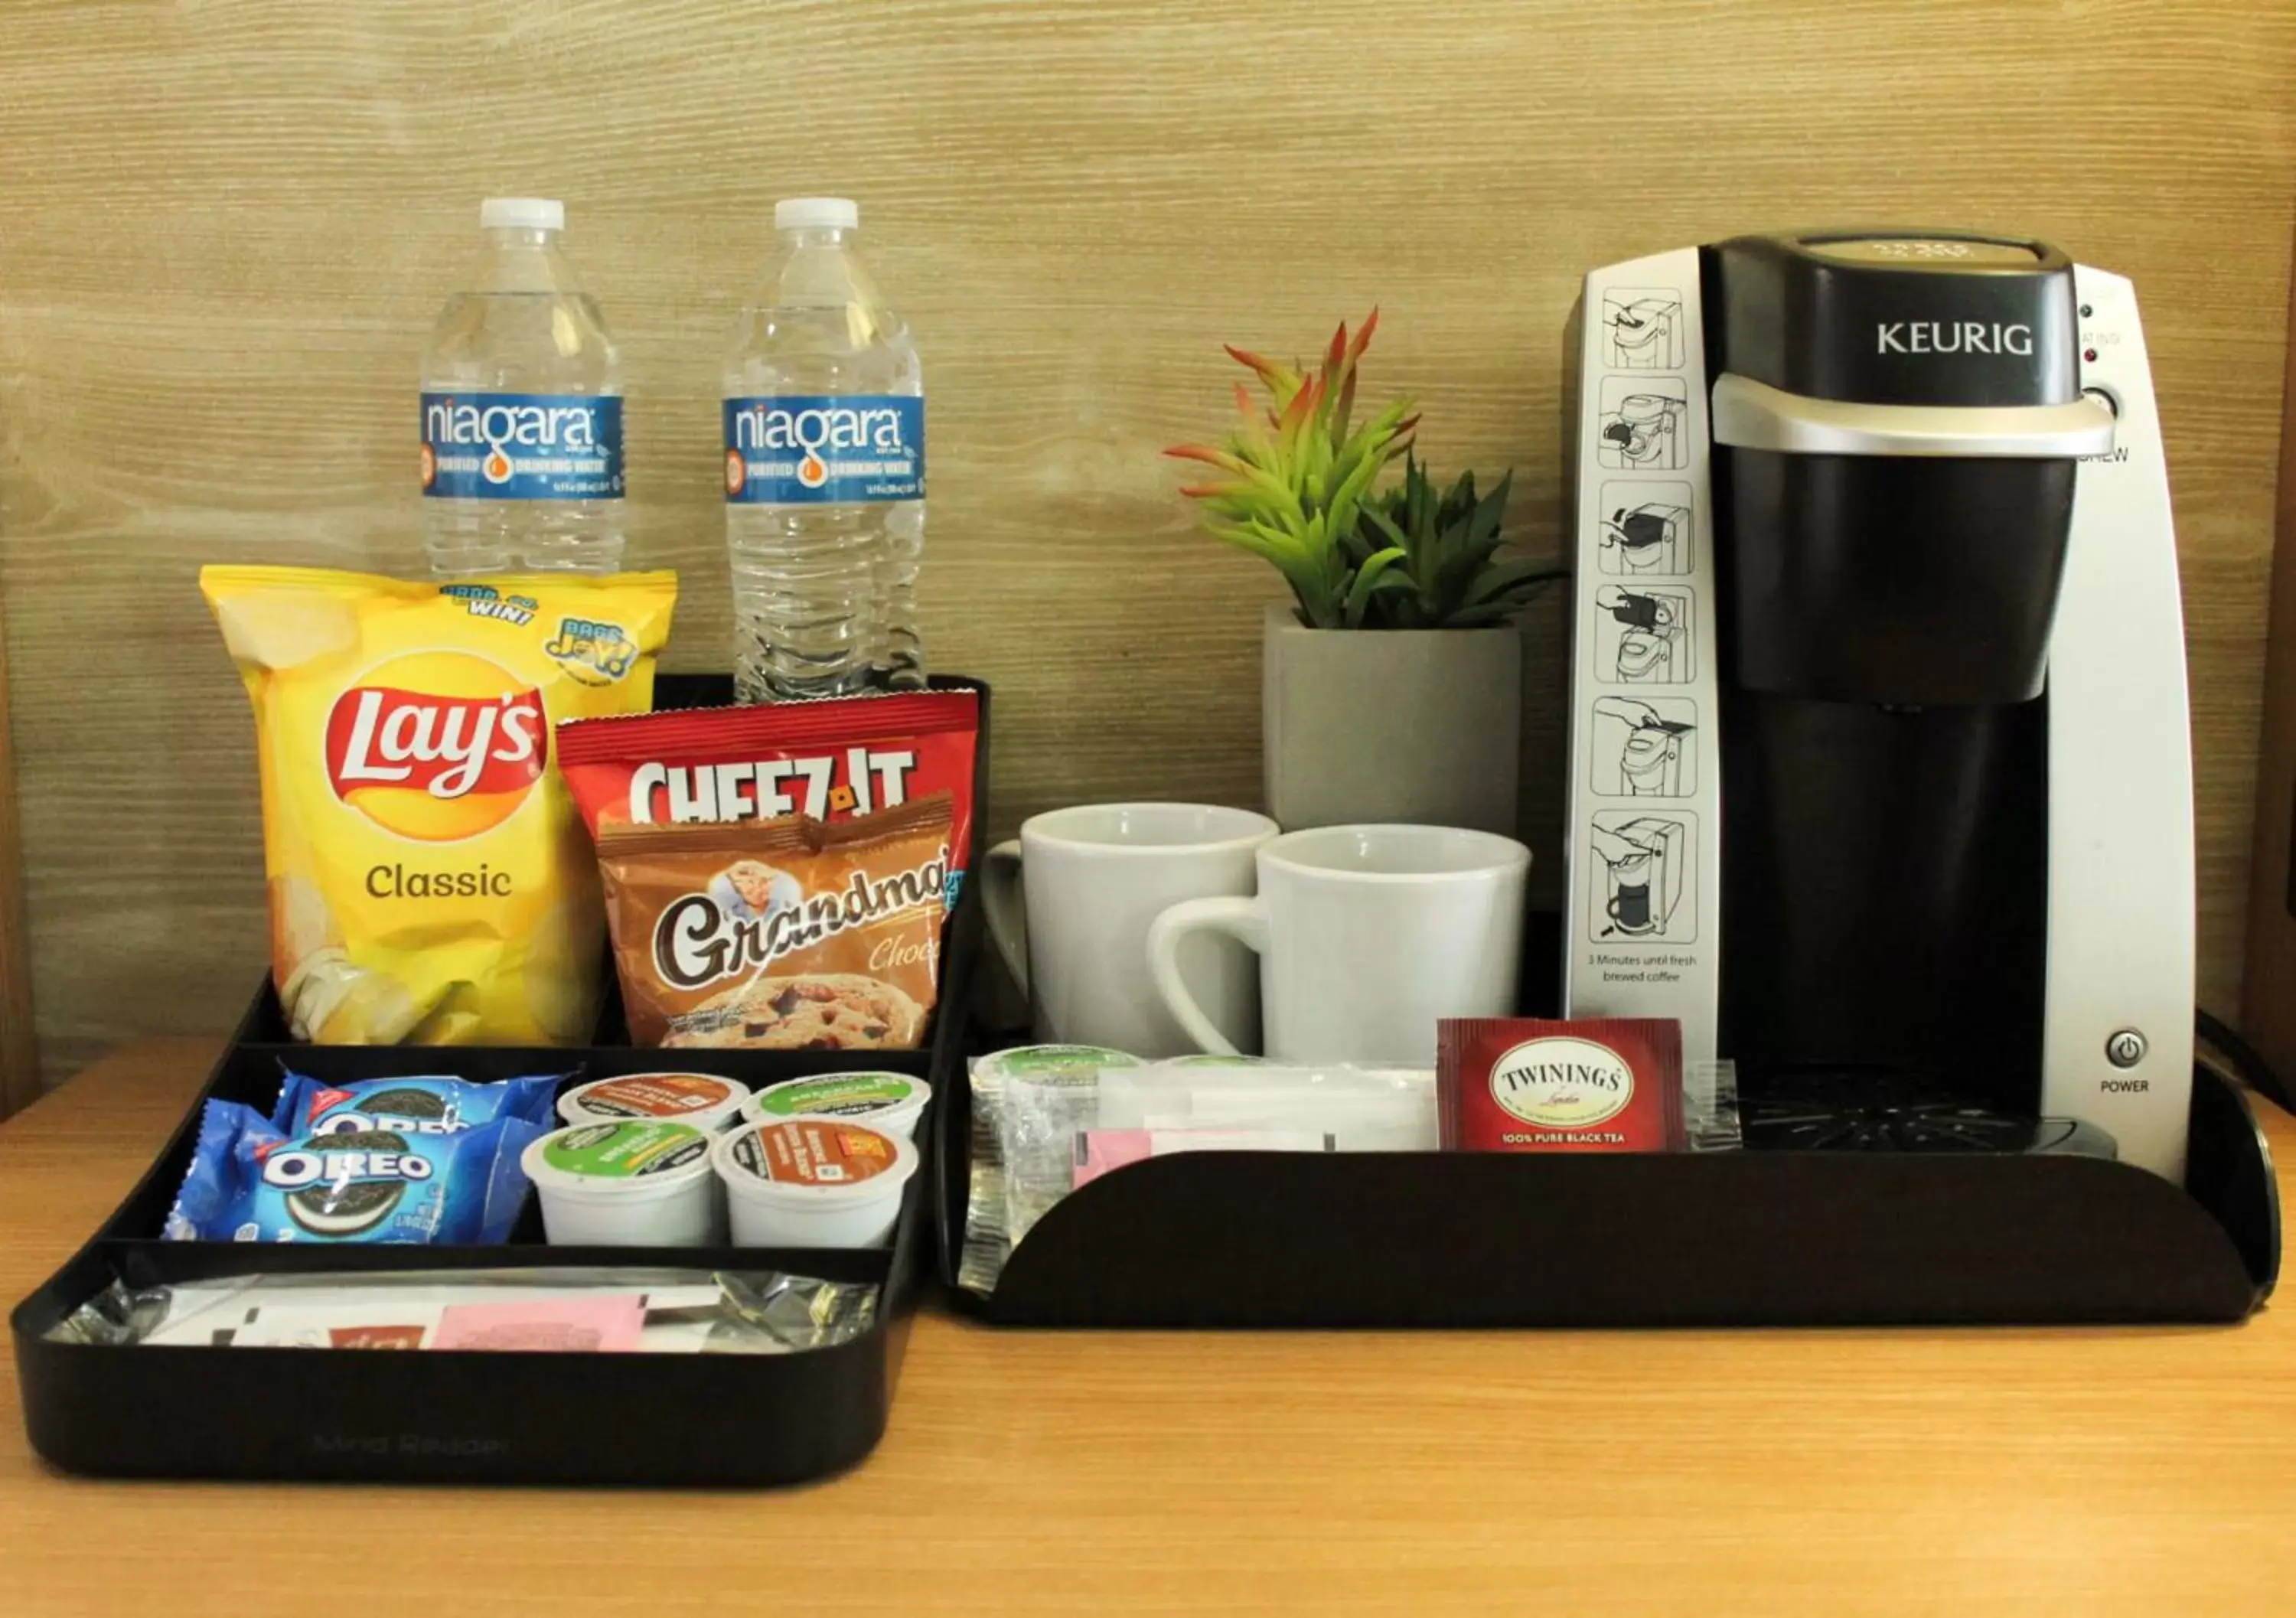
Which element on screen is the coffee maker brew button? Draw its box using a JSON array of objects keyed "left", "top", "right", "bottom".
[
  {"left": 2081, "top": 385, "right": 2121, "bottom": 419},
  {"left": 2106, "top": 1029, "right": 2148, "bottom": 1068}
]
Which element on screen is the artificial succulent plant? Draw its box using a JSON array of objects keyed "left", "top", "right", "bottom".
[{"left": 1168, "top": 311, "right": 1563, "bottom": 629}]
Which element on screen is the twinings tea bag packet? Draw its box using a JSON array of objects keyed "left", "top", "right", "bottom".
[
  {"left": 596, "top": 793, "right": 954, "bottom": 1049},
  {"left": 202, "top": 566, "right": 677, "bottom": 1044},
  {"left": 1439, "top": 1016, "right": 1686, "bottom": 1152}
]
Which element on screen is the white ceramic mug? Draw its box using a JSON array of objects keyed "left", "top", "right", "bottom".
[
  {"left": 983, "top": 803, "right": 1278, "bottom": 1057},
  {"left": 1149, "top": 824, "right": 1529, "bottom": 1065}
]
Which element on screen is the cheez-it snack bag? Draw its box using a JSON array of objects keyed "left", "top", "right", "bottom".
[
  {"left": 202, "top": 566, "right": 677, "bottom": 1046},
  {"left": 556, "top": 689, "right": 980, "bottom": 895}
]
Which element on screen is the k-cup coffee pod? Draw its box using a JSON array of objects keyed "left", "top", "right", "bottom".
[
  {"left": 711, "top": 1118, "right": 918, "bottom": 1249},
  {"left": 741, "top": 1072, "right": 932, "bottom": 1140},
  {"left": 557, "top": 1072, "right": 752, "bottom": 1132},
  {"left": 521, "top": 1121, "right": 723, "bottom": 1247}
]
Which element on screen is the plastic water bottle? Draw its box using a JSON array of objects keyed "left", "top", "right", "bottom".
[
  {"left": 723, "top": 197, "right": 926, "bottom": 700},
  {"left": 421, "top": 197, "right": 625, "bottom": 576}
]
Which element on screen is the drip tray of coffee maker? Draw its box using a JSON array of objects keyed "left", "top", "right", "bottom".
[{"left": 1740, "top": 1069, "right": 2118, "bottom": 1157}]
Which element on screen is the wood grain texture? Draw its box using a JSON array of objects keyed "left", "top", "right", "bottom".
[
  {"left": 2, "top": 2, "right": 2293, "bottom": 1076},
  {"left": 4, "top": 1039, "right": 2296, "bottom": 1616},
  {"left": 0, "top": 572, "right": 40, "bottom": 1116}
]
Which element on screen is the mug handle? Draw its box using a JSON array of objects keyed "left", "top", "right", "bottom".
[
  {"left": 1147, "top": 895, "right": 1267, "bottom": 1056},
  {"left": 980, "top": 840, "right": 1029, "bottom": 996}
]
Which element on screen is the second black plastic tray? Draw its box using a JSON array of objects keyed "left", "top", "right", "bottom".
[{"left": 940, "top": 1014, "right": 2281, "bottom": 1329}]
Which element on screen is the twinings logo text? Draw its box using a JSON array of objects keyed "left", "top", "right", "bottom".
[
  {"left": 1489, "top": 1036, "right": 1635, "bottom": 1130},
  {"left": 1496, "top": 1062, "right": 1628, "bottom": 1092},
  {"left": 327, "top": 685, "right": 546, "bottom": 803},
  {"left": 1875, "top": 321, "right": 2034, "bottom": 356}
]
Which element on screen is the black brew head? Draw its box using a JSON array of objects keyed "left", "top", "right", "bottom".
[{"left": 1704, "top": 230, "right": 2103, "bottom": 705}]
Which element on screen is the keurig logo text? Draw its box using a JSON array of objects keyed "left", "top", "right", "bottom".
[{"left": 1874, "top": 321, "right": 2035, "bottom": 357}]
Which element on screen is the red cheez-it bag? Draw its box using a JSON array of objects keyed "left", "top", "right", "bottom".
[
  {"left": 1439, "top": 1017, "right": 1684, "bottom": 1153},
  {"left": 556, "top": 689, "right": 980, "bottom": 880}
]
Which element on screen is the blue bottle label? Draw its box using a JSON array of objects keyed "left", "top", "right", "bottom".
[
  {"left": 421, "top": 393, "right": 625, "bottom": 500},
  {"left": 722, "top": 395, "right": 925, "bottom": 503}
]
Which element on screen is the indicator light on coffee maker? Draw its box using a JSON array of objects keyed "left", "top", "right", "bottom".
[
  {"left": 2080, "top": 303, "right": 2094, "bottom": 318},
  {"left": 2084, "top": 347, "right": 2099, "bottom": 363}
]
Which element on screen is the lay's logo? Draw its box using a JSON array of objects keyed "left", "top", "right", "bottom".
[{"left": 325, "top": 652, "right": 546, "bottom": 840}]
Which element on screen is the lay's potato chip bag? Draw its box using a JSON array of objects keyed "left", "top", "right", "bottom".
[{"left": 201, "top": 566, "right": 677, "bottom": 1045}]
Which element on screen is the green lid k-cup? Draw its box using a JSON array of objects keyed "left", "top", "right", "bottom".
[
  {"left": 520, "top": 1121, "right": 722, "bottom": 1247},
  {"left": 742, "top": 1072, "right": 931, "bottom": 1139}
]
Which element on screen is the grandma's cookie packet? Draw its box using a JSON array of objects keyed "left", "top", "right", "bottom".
[{"left": 595, "top": 793, "right": 956, "bottom": 1050}]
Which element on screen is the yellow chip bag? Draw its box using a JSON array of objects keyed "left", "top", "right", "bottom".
[{"left": 201, "top": 566, "right": 678, "bottom": 1045}]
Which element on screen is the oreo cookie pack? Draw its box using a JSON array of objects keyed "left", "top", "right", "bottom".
[
  {"left": 164, "top": 1094, "right": 547, "bottom": 1245},
  {"left": 273, "top": 1072, "right": 562, "bottom": 1139}
]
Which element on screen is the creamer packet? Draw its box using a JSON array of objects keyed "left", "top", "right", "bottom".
[{"left": 201, "top": 566, "right": 677, "bottom": 1044}]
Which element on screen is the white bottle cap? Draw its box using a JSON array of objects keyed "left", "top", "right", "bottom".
[
  {"left": 775, "top": 197, "right": 859, "bottom": 231},
  {"left": 480, "top": 197, "right": 565, "bottom": 232}
]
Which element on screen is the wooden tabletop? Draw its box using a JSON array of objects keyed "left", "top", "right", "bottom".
[{"left": 2, "top": 1042, "right": 2294, "bottom": 1616}]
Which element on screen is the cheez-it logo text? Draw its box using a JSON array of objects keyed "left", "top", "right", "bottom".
[{"left": 628, "top": 747, "right": 919, "bottom": 826}]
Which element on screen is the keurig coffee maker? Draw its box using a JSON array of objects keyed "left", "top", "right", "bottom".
[{"left": 1565, "top": 230, "right": 2195, "bottom": 1178}]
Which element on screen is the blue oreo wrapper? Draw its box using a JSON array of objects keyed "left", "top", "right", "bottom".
[
  {"left": 272, "top": 1071, "right": 563, "bottom": 1140},
  {"left": 164, "top": 1099, "right": 544, "bottom": 1244}
]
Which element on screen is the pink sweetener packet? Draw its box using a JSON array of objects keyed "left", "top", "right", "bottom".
[
  {"left": 430, "top": 1293, "right": 648, "bottom": 1352},
  {"left": 1071, "top": 1127, "right": 1331, "bottom": 1189}
]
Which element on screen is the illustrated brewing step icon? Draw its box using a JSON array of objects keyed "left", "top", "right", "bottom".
[
  {"left": 1590, "top": 811, "right": 1694, "bottom": 941},
  {"left": 1599, "top": 481, "right": 1693, "bottom": 574},
  {"left": 1593, "top": 584, "right": 1693, "bottom": 683},
  {"left": 1596, "top": 377, "right": 1690, "bottom": 470},
  {"left": 1603, "top": 290, "right": 1684, "bottom": 370},
  {"left": 1592, "top": 696, "right": 1696, "bottom": 796}
]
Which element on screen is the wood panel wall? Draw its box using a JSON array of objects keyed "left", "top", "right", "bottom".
[{"left": 2, "top": 1, "right": 2292, "bottom": 1079}]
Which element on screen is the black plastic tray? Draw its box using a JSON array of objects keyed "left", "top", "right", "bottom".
[
  {"left": 12, "top": 673, "right": 991, "bottom": 1485},
  {"left": 940, "top": 931, "right": 2281, "bottom": 1328}
]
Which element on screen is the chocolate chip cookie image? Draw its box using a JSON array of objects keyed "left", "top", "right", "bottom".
[
  {"left": 665, "top": 974, "right": 925, "bottom": 1051},
  {"left": 280, "top": 1129, "right": 415, "bottom": 1238}
]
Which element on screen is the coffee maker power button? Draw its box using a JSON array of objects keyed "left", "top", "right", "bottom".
[{"left": 2106, "top": 1029, "right": 2148, "bottom": 1068}]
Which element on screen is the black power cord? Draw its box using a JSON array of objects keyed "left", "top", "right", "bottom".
[{"left": 2197, "top": 1008, "right": 2296, "bottom": 1117}]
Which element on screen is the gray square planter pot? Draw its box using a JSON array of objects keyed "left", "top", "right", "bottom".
[{"left": 1261, "top": 603, "right": 1522, "bottom": 834}]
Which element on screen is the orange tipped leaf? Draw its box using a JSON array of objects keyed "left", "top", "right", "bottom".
[
  {"left": 1165, "top": 442, "right": 1244, "bottom": 471},
  {"left": 1344, "top": 306, "right": 1381, "bottom": 367},
  {"left": 1224, "top": 344, "right": 1287, "bottom": 387}
]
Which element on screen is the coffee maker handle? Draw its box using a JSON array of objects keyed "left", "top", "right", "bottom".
[
  {"left": 1711, "top": 371, "right": 2115, "bottom": 458},
  {"left": 980, "top": 841, "right": 1029, "bottom": 997},
  {"left": 1147, "top": 895, "right": 1269, "bottom": 1056}
]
